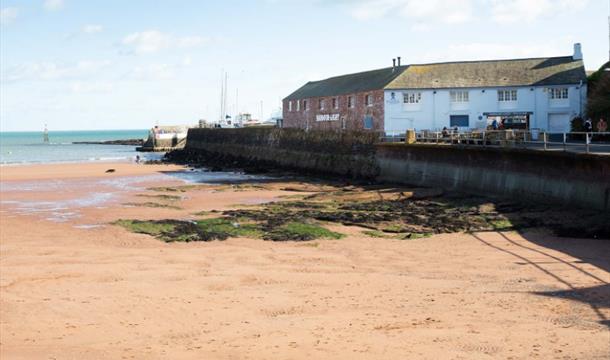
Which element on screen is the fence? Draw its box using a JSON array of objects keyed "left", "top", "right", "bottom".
[{"left": 381, "top": 130, "right": 610, "bottom": 154}]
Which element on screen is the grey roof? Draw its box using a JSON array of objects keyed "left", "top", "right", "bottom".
[
  {"left": 284, "top": 66, "right": 408, "bottom": 100},
  {"left": 284, "top": 56, "right": 587, "bottom": 100},
  {"left": 386, "top": 56, "right": 586, "bottom": 90}
]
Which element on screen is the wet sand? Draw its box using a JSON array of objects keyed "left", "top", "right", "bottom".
[{"left": 1, "top": 162, "right": 609, "bottom": 359}]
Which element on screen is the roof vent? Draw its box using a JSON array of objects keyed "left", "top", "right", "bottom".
[
  {"left": 573, "top": 43, "right": 583, "bottom": 60},
  {"left": 397, "top": 56, "right": 401, "bottom": 66}
]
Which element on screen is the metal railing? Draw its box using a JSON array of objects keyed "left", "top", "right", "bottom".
[{"left": 381, "top": 130, "right": 610, "bottom": 154}]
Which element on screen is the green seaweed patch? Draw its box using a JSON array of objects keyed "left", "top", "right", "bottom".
[
  {"left": 264, "top": 222, "right": 343, "bottom": 241},
  {"left": 196, "top": 218, "right": 262, "bottom": 238},
  {"left": 114, "top": 218, "right": 257, "bottom": 242},
  {"left": 489, "top": 219, "right": 514, "bottom": 231},
  {"left": 123, "top": 202, "right": 182, "bottom": 210},
  {"left": 114, "top": 219, "right": 176, "bottom": 236},
  {"left": 136, "top": 194, "right": 182, "bottom": 201}
]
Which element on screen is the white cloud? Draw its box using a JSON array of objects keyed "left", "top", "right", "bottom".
[
  {"left": 182, "top": 56, "right": 193, "bottom": 66},
  {"left": 129, "top": 64, "right": 175, "bottom": 80},
  {"left": 1, "top": 7, "right": 18, "bottom": 25},
  {"left": 347, "top": 0, "right": 474, "bottom": 24},
  {"left": 413, "top": 41, "right": 568, "bottom": 63},
  {"left": 2, "top": 60, "right": 111, "bottom": 82},
  {"left": 490, "top": 0, "right": 588, "bottom": 23},
  {"left": 121, "top": 30, "right": 207, "bottom": 55},
  {"left": 337, "top": 0, "right": 588, "bottom": 24},
  {"left": 44, "top": 0, "right": 64, "bottom": 11},
  {"left": 70, "top": 81, "right": 113, "bottom": 94},
  {"left": 82, "top": 24, "right": 103, "bottom": 34},
  {"left": 177, "top": 36, "right": 207, "bottom": 48}
]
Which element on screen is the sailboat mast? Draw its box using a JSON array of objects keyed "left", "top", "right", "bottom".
[
  {"left": 224, "top": 72, "right": 228, "bottom": 121},
  {"left": 219, "top": 70, "right": 224, "bottom": 123}
]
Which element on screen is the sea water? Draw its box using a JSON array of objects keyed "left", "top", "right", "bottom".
[{"left": 0, "top": 130, "right": 163, "bottom": 165}]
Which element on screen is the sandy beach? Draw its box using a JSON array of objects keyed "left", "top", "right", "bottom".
[{"left": 1, "top": 162, "right": 608, "bottom": 359}]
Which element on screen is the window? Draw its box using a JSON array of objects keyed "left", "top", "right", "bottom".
[
  {"left": 288, "top": 101, "right": 293, "bottom": 112},
  {"left": 365, "top": 94, "right": 373, "bottom": 107},
  {"left": 332, "top": 98, "right": 338, "bottom": 109},
  {"left": 319, "top": 99, "right": 325, "bottom": 110},
  {"left": 296, "top": 100, "right": 300, "bottom": 111},
  {"left": 450, "top": 115, "right": 469, "bottom": 127},
  {"left": 348, "top": 96, "right": 355, "bottom": 108},
  {"left": 450, "top": 91, "right": 469, "bottom": 103},
  {"left": 498, "top": 90, "right": 517, "bottom": 102},
  {"left": 549, "top": 88, "right": 568, "bottom": 100},
  {"left": 363, "top": 115, "right": 373, "bottom": 129},
  {"left": 403, "top": 92, "right": 422, "bottom": 104},
  {"left": 303, "top": 100, "right": 309, "bottom": 111}
]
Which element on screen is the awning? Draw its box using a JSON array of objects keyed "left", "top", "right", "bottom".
[{"left": 483, "top": 111, "right": 533, "bottom": 116}]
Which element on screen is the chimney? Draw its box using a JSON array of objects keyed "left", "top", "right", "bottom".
[
  {"left": 392, "top": 58, "right": 396, "bottom": 68},
  {"left": 573, "top": 43, "right": 583, "bottom": 60},
  {"left": 397, "top": 56, "right": 401, "bottom": 66}
]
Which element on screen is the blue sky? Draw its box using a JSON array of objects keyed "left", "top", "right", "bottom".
[{"left": 1, "top": 0, "right": 608, "bottom": 131}]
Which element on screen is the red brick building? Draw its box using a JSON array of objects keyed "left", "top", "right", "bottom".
[{"left": 282, "top": 65, "right": 406, "bottom": 131}]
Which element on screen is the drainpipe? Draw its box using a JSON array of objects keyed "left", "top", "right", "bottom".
[
  {"left": 579, "top": 80, "right": 583, "bottom": 117},
  {"left": 432, "top": 90, "right": 436, "bottom": 130}
]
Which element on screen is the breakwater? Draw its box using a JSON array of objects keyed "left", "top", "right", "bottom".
[
  {"left": 174, "top": 128, "right": 380, "bottom": 178},
  {"left": 171, "top": 128, "right": 610, "bottom": 210}
]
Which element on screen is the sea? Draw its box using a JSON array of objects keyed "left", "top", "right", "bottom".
[{"left": 0, "top": 130, "right": 163, "bottom": 165}]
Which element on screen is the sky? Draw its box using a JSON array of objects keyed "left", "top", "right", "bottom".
[{"left": 1, "top": 0, "right": 609, "bottom": 131}]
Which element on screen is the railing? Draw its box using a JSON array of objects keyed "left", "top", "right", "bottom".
[{"left": 381, "top": 130, "right": 610, "bottom": 154}]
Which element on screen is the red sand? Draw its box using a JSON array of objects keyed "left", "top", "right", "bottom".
[{"left": 1, "top": 162, "right": 609, "bottom": 359}]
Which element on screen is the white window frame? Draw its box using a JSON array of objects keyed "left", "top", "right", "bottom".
[
  {"left": 319, "top": 99, "right": 325, "bottom": 111},
  {"left": 403, "top": 92, "right": 422, "bottom": 104},
  {"left": 365, "top": 94, "right": 373, "bottom": 107},
  {"left": 348, "top": 96, "right": 355, "bottom": 109},
  {"left": 498, "top": 89, "right": 517, "bottom": 102},
  {"left": 549, "top": 87, "right": 569, "bottom": 100},
  {"left": 332, "top": 98, "right": 339, "bottom": 109},
  {"left": 303, "top": 100, "right": 309, "bottom": 111},
  {"left": 288, "top": 101, "right": 293, "bottom": 112},
  {"left": 296, "top": 100, "right": 300, "bottom": 111},
  {"left": 450, "top": 90, "right": 469, "bottom": 103}
]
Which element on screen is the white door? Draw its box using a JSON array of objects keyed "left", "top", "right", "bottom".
[{"left": 548, "top": 113, "right": 570, "bottom": 133}]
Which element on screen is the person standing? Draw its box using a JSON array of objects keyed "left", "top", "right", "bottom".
[
  {"left": 596, "top": 117, "right": 607, "bottom": 132},
  {"left": 584, "top": 118, "right": 593, "bottom": 132}
]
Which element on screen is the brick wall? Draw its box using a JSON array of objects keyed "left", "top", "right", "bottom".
[{"left": 282, "top": 89, "right": 385, "bottom": 131}]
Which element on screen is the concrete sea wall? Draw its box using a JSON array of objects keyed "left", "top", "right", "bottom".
[
  {"left": 376, "top": 144, "right": 610, "bottom": 211},
  {"left": 182, "top": 128, "right": 610, "bottom": 210}
]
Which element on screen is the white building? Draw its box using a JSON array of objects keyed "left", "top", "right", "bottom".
[{"left": 383, "top": 44, "right": 587, "bottom": 134}]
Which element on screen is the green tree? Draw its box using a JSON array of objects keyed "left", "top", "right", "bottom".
[{"left": 586, "top": 61, "right": 610, "bottom": 123}]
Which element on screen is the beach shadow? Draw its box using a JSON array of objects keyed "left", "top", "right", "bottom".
[{"left": 471, "top": 232, "right": 609, "bottom": 328}]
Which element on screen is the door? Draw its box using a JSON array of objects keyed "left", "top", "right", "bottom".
[{"left": 548, "top": 113, "right": 570, "bottom": 133}]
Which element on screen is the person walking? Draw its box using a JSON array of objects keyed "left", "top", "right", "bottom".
[{"left": 597, "top": 117, "right": 607, "bottom": 133}]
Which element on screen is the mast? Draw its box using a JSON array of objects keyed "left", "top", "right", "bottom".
[
  {"left": 219, "top": 70, "right": 224, "bottom": 123},
  {"left": 224, "top": 72, "right": 228, "bottom": 122}
]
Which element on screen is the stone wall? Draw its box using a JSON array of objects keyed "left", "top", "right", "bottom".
[
  {"left": 184, "top": 127, "right": 381, "bottom": 178},
  {"left": 181, "top": 127, "right": 610, "bottom": 210}
]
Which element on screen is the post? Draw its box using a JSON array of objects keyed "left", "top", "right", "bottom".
[
  {"left": 586, "top": 132, "right": 590, "bottom": 153},
  {"left": 563, "top": 132, "right": 566, "bottom": 151},
  {"left": 543, "top": 132, "right": 547, "bottom": 151}
]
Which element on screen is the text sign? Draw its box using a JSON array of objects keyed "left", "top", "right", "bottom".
[{"left": 316, "top": 114, "right": 340, "bottom": 122}]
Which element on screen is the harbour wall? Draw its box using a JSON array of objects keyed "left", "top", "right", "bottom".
[{"left": 181, "top": 128, "right": 610, "bottom": 210}]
